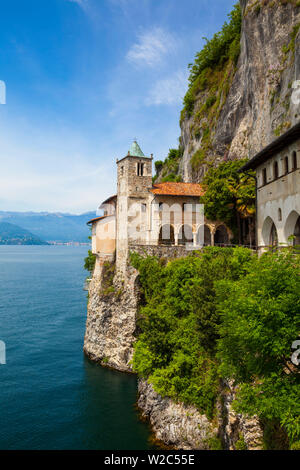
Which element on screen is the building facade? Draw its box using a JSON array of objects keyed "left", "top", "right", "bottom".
[
  {"left": 88, "top": 141, "right": 232, "bottom": 275},
  {"left": 241, "top": 122, "right": 300, "bottom": 251}
]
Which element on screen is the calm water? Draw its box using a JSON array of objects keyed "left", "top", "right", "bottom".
[{"left": 0, "top": 246, "right": 153, "bottom": 450}]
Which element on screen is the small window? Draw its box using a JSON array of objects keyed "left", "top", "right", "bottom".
[
  {"left": 278, "top": 208, "right": 282, "bottom": 222},
  {"left": 141, "top": 203, "right": 147, "bottom": 213},
  {"left": 292, "top": 151, "right": 297, "bottom": 171},
  {"left": 137, "top": 162, "right": 144, "bottom": 176},
  {"left": 273, "top": 161, "right": 278, "bottom": 180},
  {"left": 262, "top": 168, "right": 267, "bottom": 186},
  {"left": 120, "top": 166, "right": 124, "bottom": 176},
  {"left": 284, "top": 156, "right": 289, "bottom": 175}
]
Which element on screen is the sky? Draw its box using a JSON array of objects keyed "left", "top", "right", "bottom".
[{"left": 0, "top": 0, "right": 236, "bottom": 214}]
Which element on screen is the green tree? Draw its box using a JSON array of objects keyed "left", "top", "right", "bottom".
[
  {"left": 200, "top": 160, "right": 256, "bottom": 243},
  {"left": 216, "top": 251, "right": 300, "bottom": 443},
  {"left": 188, "top": 3, "right": 242, "bottom": 85},
  {"left": 84, "top": 250, "right": 96, "bottom": 275},
  {"left": 130, "top": 247, "right": 253, "bottom": 417}
]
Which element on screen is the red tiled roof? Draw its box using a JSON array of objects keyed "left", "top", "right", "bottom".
[
  {"left": 87, "top": 216, "right": 108, "bottom": 225},
  {"left": 150, "top": 182, "right": 204, "bottom": 197}
]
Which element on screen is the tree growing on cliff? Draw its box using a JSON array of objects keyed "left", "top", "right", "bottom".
[
  {"left": 217, "top": 250, "right": 300, "bottom": 445},
  {"left": 84, "top": 250, "right": 96, "bottom": 275},
  {"left": 200, "top": 160, "right": 256, "bottom": 244}
]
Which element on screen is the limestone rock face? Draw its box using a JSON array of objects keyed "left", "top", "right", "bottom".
[
  {"left": 138, "top": 379, "right": 264, "bottom": 450},
  {"left": 180, "top": 0, "right": 300, "bottom": 182},
  {"left": 220, "top": 381, "right": 263, "bottom": 450},
  {"left": 84, "top": 269, "right": 139, "bottom": 373},
  {"left": 138, "top": 380, "right": 218, "bottom": 450}
]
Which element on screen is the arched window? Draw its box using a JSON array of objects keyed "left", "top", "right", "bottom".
[
  {"left": 196, "top": 225, "right": 211, "bottom": 246},
  {"left": 278, "top": 208, "right": 282, "bottom": 222},
  {"left": 284, "top": 156, "right": 289, "bottom": 175},
  {"left": 269, "top": 223, "right": 278, "bottom": 250},
  {"left": 214, "top": 225, "right": 229, "bottom": 246},
  {"left": 293, "top": 217, "right": 300, "bottom": 247},
  {"left": 178, "top": 225, "right": 193, "bottom": 245},
  {"left": 159, "top": 225, "right": 175, "bottom": 245},
  {"left": 273, "top": 161, "right": 278, "bottom": 180},
  {"left": 292, "top": 151, "right": 297, "bottom": 171}
]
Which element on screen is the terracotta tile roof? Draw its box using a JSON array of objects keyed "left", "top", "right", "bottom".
[
  {"left": 150, "top": 182, "right": 204, "bottom": 197},
  {"left": 87, "top": 216, "right": 108, "bottom": 225}
]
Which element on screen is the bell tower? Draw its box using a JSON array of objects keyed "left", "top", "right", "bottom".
[{"left": 116, "top": 141, "right": 153, "bottom": 274}]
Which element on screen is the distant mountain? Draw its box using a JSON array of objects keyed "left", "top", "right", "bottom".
[
  {"left": 0, "top": 211, "right": 96, "bottom": 243},
  {"left": 0, "top": 222, "right": 48, "bottom": 245}
]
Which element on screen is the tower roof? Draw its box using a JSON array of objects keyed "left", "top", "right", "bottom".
[{"left": 128, "top": 140, "right": 145, "bottom": 157}]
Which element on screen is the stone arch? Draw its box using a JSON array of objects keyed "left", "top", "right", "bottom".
[
  {"left": 196, "top": 224, "right": 212, "bottom": 246},
  {"left": 284, "top": 210, "right": 300, "bottom": 244},
  {"left": 262, "top": 217, "right": 279, "bottom": 250},
  {"left": 214, "top": 224, "right": 229, "bottom": 246},
  {"left": 293, "top": 217, "right": 300, "bottom": 247},
  {"left": 261, "top": 216, "right": 277, "bottom": 247},
  {"left": 159, "top": 224, "right": 175, "bottom": 245},
  {"left": 178, "top": 224, "right": 193, "bottom": 245}
]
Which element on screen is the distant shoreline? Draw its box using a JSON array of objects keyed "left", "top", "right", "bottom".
[{"left": 0, "top": 242, "right": 91, "bottom": 246}]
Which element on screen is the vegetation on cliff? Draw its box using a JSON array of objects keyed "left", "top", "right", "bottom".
[
  {"left": 153, "top": 148, "right": 183, "bottom": 183},
  {"left": 84, "top": 250, "right": 96, "bottom": 275},
  {"left": 182, "top": 3, "right": 242, "bottom": 172},
  {"left": 200, "top": 160, "right": 256, "bottom": 242},
  {"left": 154, "top": 3, "right": 242, "bottom": 181},
  {"left": 131, "top": 248, "right": 300, "bottom": 449}
]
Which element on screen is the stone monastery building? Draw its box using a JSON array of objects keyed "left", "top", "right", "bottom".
[
  {"left": 241, "top": 121, "right": 300, "bottom": 252},
  {"left": 88, "top": 141, "right": 232, "bottom": 274}
]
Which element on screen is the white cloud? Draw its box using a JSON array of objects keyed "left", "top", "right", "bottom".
[
  {"left": 67, "top": 0, "right": 88, "bottom": 10},
  {"left": 146, "top": 70, "right": 188, "bottom": 106},
  {"left": 126, "top": 27, "right": 174, "bottom": 67}
]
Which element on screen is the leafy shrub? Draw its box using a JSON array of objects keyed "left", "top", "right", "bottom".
[
  {"left": 84, "top": 250, "right": 96, "bottom": 275},
  {"left": 217, "top": 251, "right": 300, "bottom": 442},
  {"left": 155, "top": 160, "right": 164, "bottom": 174},
  {"left": 200, "top": 160, "right": 256, "bottom": 240},
  {"left": 188, "top": 3, "right": 241, "bottom": 85},
  {"left": 131, "top": 247, "right": 254, "bottom": 418}
]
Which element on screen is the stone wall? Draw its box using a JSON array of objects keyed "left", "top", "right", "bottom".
[{"left": 129, "top": 244, "right": 189, "bottom": 259}]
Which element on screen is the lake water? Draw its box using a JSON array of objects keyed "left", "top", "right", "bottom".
[{"left": 0, "top": 246, "right": 153, "bottom": 450}]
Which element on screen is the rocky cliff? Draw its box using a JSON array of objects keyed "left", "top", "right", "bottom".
[
  {"left": 84, "top": 253, "right": 263, "bottom": 450},
  {"left": 138, "top": 380, "right": 263, "bottom": 450},
  {"left": 159, "top": 0, "right": 300, "bottom": 183},
  {"left": 84, "top": 264, "right": 139, "bottom": 373}
]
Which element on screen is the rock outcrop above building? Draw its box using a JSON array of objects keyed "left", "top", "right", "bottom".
[{"left": 174, "top": 0, "right": 300, "bottom": 182}]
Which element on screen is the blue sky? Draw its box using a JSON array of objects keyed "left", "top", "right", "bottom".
[{"left": 0, "top": 0, "right": 236, "bottom": 213}]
